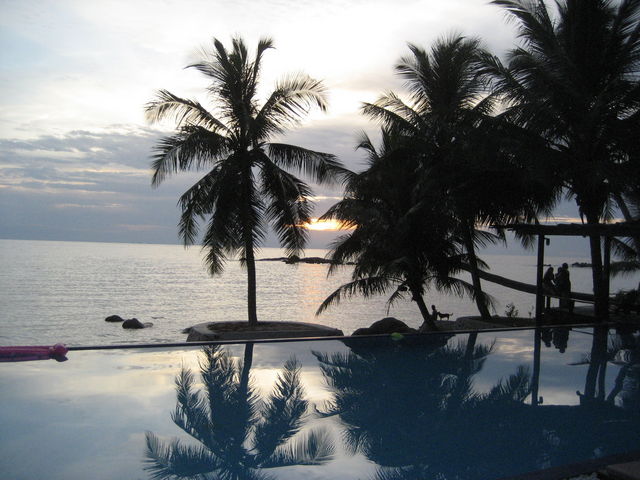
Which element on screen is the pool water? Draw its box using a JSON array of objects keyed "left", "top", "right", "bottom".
[{"left": 0, "top": 327, "right": 638, "bottom": 479}]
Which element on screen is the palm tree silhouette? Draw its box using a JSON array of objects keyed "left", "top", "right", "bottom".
[
  {"left": 144, "top": 345, "right": 334, "bottom": 479},
  {"left": 484, "top": 0, "right": 640, "bottom": 319},
  {"left": 316, "top": 127, "right": 480, "bottom": 331},
  {"left": 145, "top": 37, "right": 347, "bottom": 325},
  {"left": 359, "top": 35, "right": 552, "bottom": 320}
]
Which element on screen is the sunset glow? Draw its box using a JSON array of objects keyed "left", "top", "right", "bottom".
[{"left": 302, "top": 218, "right": 352, "bottom": 231}]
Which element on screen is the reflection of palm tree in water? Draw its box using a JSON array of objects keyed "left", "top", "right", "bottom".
[
  {"left": 314, "top": 335, "right": 537, "bottom": 479},
  {"left": 575, "top": 326, "right": 640, "bottom": 411},
  {"left": 610, "top": 330, "right": 640, "bottom": 411},
  {"left": 144, "top": 345, "right": 334, "bottom": 479}
]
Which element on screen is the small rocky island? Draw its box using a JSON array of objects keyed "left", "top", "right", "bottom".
[{"left": 257, "top": 255, "right": 354, "bottom": 265}]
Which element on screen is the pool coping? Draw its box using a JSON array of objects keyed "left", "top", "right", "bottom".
[
  {"left": 497, "top": 450, "right": 640, "bottom": 480},
  {"left": 68, "top": 321, "right": 620, "bottom": 351}
]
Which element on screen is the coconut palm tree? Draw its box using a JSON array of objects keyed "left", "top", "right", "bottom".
[
  {"left": 361, "top": 35, "right": 553, "bottom": 320},
  {"left": 316, "top": 128, "right": 482, "bottom": 331},
  {"left": 144, "top": 346, "right": 334, "bottom": 480},
  {"left": 146, "top": 37, "right": 347, "bottom": 325},
  {"left": 483, "top": 0, "right": 640, "bottom": 318}
]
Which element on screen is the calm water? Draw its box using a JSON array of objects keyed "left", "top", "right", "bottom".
[
  {"left": 0, "top": 328, "right": 638, "bottom": 479},
  {"left": 1, "top": 239, "right": 638, "bottom": 346}
]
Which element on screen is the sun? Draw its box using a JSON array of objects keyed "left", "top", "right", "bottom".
[{"left": 302, "top": 218, "right": 352, "bottom": 231}]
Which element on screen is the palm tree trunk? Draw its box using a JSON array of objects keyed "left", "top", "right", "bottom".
[
  {"left": 463, "top": 226, "right": 492, "bottom": 320},
  {"left": 245, "top": 239, "right": 259, "bottom": 326},
  {"left": 413, "top": 290, "right": 438, "bottom": 331},
  {"left": 584, "top": 326, "right": 608, "bottom": 400},
  {"left": 585, "top": 213, "right": 607, "bottom": 320},
  {"left": 240, "top": 342, "right": 254, "bottom": 391},
  {"left": 241, "top": 158, "right": 259, "bottom": 327}
]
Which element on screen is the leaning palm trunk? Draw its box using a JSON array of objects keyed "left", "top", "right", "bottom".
[{"left": 463, "top": 226, "right": 492, "bottom": 320}]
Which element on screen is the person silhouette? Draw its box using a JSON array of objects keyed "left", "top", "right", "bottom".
[
  {"left": 543, "top": 267, "right": 556, "bottom": 309},
  {"left": 555, "top": 263, "right": 572, "bottom": 312}
]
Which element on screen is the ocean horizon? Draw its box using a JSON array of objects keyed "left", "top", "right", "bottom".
[{"left": 1, "top": 238, "right": 638, "bottom": 347}]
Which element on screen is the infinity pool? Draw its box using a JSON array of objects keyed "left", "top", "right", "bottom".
[{"left": 1, "top": 326, "right": 638, "bottom": 480}]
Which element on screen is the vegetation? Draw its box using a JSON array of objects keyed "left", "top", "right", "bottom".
[
  {"left": 316, "top": 127, "right": 480, "bottom": 331},
  {"left": 318, "top": 34, "right": 553, "bottom": 323},
  {"left": 149, "top": 1, "right": 639, "bottom": 325},
  {"left": 146, "top": 37, "right": 346, "bottom": 325},
  {"left": 483, "top": 0, "right": 640, "bottom": 318}
]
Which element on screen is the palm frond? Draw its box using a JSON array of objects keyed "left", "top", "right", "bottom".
[
  {"left": 253, "top": 357, "right": 308, "bottom": 463},
  {"left": 259, "top": 158, "right": 312, "bottom": 256},
  {"left": 150, "top": 126, "right": 230, "bottom": 187},
  {"left": 171, "top": 367, "right": 214, "bottom": 447},
  {"left": 177, "top": 168, "right": 224, "bottom": 246},
  {"left": 144, "top": 432, "right": 220, "bottom": 480},
  {"left": 263, "top": 428, "right": 335, "bottom": 467},
  {"left": 267, "top": 143, "right": 350, "bottom": 185},
  {"left": 483, "top": 365, "right": 532, "bottom": 403},
  {"left": 256, "top": 74, "right": 328, "bottom": 137},
  {"left": 316, "top": 276, "right": 393, "bottom": 316},
  {"left": 145, "top": 89, "right": 229, "bottom": 133}
]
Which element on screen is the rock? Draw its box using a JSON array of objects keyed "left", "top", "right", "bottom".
[
  {"left": 122, "top": 318, "right": 145, "bottom": 329},
  {"left": 284, "top": 255, "right": 300, "bottom": 264},
  {"left": 105, "top": 315, "right": 125, "bottom": 322},
  {"left": 352, "top": 317, "right": 418, "bottom": 336},
  {"left": 352, "top": 327, "right": 371, "bottom": 336},
  {"left": 186, "top": 321, "right": 343, "bottom": 342}
]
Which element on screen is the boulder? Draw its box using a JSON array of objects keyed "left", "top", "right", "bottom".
[
  {"left": 105, "top": 315, "right": 125, "bottom": 323},
  {"left": 122, "top": 318, "right": 145, "bottom": 329},
  {"left": 352, "top": 327, "right": 371, "bottom": 336},
  {"left": 352, "top": 317, "right": 417, "bottom": 336}
]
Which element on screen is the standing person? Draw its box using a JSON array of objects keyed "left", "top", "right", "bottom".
[
  {"left": 543, "top": 267, "right": 555, "bottom": 309},
  {"left": 555, "top": 263, "right": 572, "bottom": 312}
]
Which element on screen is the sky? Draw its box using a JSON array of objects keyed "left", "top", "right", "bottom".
[{"left": 0, "top": 0, "right": 587, "bottom": 253}]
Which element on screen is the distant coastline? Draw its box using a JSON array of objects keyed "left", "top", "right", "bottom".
[{"left": 257, "top": 256, "right": 354, "bottom": 265}]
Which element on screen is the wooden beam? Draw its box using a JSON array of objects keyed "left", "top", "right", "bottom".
[
  {"left": 603, "top": 236, "right": 611, "bottom": 319},
  {"left": 459, "top": 264, "right": 599, "bottom": 302},
  {"left": 496, "top": 222, "right": 640, "bottom": 237},
  {"left": 536, "top": 234, "right": 545, "bottom": 326}
]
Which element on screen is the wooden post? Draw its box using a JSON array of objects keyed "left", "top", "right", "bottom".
[
  {"left": 531, "top": 328, "right": 542, "bottom": 406},
  {"left": 603, "top": 235, "right": 611, "bottom": 320},
  {"left": 535, "top": 234, "right": 545, "bottom": 326}
]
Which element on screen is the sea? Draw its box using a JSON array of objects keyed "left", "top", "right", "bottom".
[{"left": 1, "top": 238, "right": 638, "bottom": 347}]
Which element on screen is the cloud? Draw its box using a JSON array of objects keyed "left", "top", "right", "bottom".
[
  {"left": 116, "top": 224, "right": 173, "bottom": 232},
  {"left": 54, "top": 203, "right": 124, "bottom": 210}
]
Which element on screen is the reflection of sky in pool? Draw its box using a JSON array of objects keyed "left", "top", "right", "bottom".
[{"left": 1, "top": 327, "right": 639, "bottom": 480}]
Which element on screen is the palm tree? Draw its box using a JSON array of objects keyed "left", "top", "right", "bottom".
[
  {"left": 145, "top": 37, "right": 347, "bottom": 325},
  {"left": 361, "top": 35, "right": 552, "bottom": 320},
  {"left": 144, "top": 346, "right": 334, "bottom": 479},
  {"left": 483, "top": 0, "right": 640, "bottom": 318},
  {"left": 317, "top": 128, "right": 482, "bottom": 331}
]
